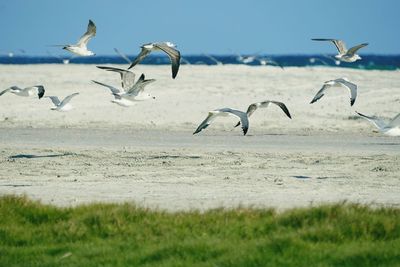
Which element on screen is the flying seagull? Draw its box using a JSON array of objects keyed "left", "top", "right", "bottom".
[
  {"left": 92, "top": 73, "right": 156, "bottom": 106},
  {"left": 310, "top": 78, "right": 357, "bottom": 106},
  {"left": 91, "top": 80, "right": 134, "bottom": 107},
  {"left": 311, "top": 39, "right": 368, "bottom": 63},
  {"left": 0, "top": 85, "right": 45, "bottom": 99},
  {"left": 235, "top": 100, "right": 291, "bottom": 127},
  {"left": 46, "top": 92, "right": 79, "bottom": 111},
  {"left": 128, "top": 42, "right": 181, "bottom": 79},
  {"left": 256, "top": 57, "right": 284, "bottom": 69},
  {"left": 356, "top": 111, "right": 400, "bottom": 136},
  {"left": 96, "top": 66, "right": 136, "bottom": 91},
  {"left": 61, "top": 20, "right": 96, "bottom": 56},
  {"left": 193, "top": 108, "right": 249, "bottom": 135}
]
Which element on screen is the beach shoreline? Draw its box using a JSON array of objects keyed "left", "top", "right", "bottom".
[{"left": 0, "top": 65, "right": 399, "bottom": 210}]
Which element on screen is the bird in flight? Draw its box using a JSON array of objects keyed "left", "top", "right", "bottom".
[
  {"left": 193, "top": 108, "right": 249, "bottom": 135},
  {"left": 128, "top": 42, "right": 181, "bottom": 79},
  {"left": 310, "top": 78, "right": 357, "bottom": 106},
  {"left": 0, "top": 85, "right": 45, "bottom": 99},
  {"left": 312, "top": 39, "right": 368, "bottom": 63},
  {"left": 61, "top": 20, "right": 97, "bottom": 56},
  {"left": 356, "top": 111, "right": 400, "bottom": 136}
]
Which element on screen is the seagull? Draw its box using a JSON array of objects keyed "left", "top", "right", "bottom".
[
  {"left": 256, "top": 57, "right": 284, "bottom": 69},
  {"left": 311, "top": 39, "right": 368, "bottom": 63},
  {"left": 96, "top": 66, "right": 136, "bottom": 91},
  {"left": 234, "top": 100, "right": 292, "bottom": 127},
  {"left": 61, "top": 20, "right": 96, "bottom": 56},
  {"left": 356, "top": 111, "right": 400, "bottom": 136},
  {"left": 193, "top": 108, "right": 249, "bottom": 135},
  {"left": 92, "top": 74, "right": 156, "bottom": 106},
  {"left": 128, "top": 42, "right": 181, "bottom": 79},
  {"left": 0, "top": 85, "right": 45, "bottom": 99},
  {"left": 236, "top": 54, "right": 256, "bottom": 64},
  {"left": 46, "top": 93, "right": 79, "bottom": 111},
  {"left": 310, "top": 78, "right": 357, "bottom": 106},
  {"left": 91, "top": 80, "right": 134, "bottom": 107}
]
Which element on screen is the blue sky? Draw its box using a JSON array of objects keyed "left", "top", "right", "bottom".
[{"left": 1, "top": 0, "right": 399, "bottom": 55}]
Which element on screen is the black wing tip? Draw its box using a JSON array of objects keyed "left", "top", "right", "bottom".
[
  {"left": 310, "top": 99, "right": 316, "bottom": 104},
  {"left": 193, "top": 129, "right": 201, "bottom": 135},
  {"left": 243, "top": 127, "right": 248, "bottom": 135},
  {"left": 350, "top": 99, "right": 356, "bottom": 106},
  {"left": 234, "top": 121, "right": 241, "bottom": 128}
]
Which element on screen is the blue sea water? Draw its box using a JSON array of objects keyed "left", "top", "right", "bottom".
[{"left": 0, "top": 54, "right": 399, "bottom": 70}]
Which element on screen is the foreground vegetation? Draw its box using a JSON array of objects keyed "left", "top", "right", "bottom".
[{"left": 1, "top": 195, "right": 400, "bottom": 266}]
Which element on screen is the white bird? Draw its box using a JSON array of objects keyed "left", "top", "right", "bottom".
[
  {"left": 234, "top": 100, "right": 292, "bottom": 128},
  {"left": 46, "top": 93, "right": 79, "bottom": 111},
  {"left": 312, "top": 39, "right": 368, "bottom": 63},
  {"left": 61, "top": 20, "right": 96, "bottom": 56},
  {"left": 96, "top": 66, "right": 136, "bottom": 91},
  {"left": 356, "top": 111, "right": 400, "bottom": 136},
  {"left": 236, "top": 54, "right": 256, "bottom": 64},
  {"left": 0, "top": 85, "right": 45, "bottom": 99},
  {"left": 193, "top": 108, "right": 249, "bottom": 135},
  {"left": 128, "top": 42, "right": 181, "bottom": 79},
  {"left": 92, "top": 74, "right": 156, "bottom": 107},
  {"left": 256, "top": 57, "right": 284, "bottom": 69},
  {"left": 310, "top": 78, "right": 357, "bottom": 106}
]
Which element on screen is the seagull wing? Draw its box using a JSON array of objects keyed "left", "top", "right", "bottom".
[
  {"left": 312, "top": 39, "right": 347, "bottom": 54},
  {"left": 234, "top": 103, "right": 257, "bottom": 128},
  {"left": 154, "top": 43, "right": 181, "bottom": 78},
  {"left": 347, "top": 43, "right": 368, "bottom": 56},
  {"left": 127, "top": 74, "right": 156, "bottom": 95},
  {"left": 23, "top": 85, "right": 45, "bottom": 99},
  {"left": 92, "top": 80, "right": 122, "bottom": 95},
  {"left": 77, "top": 20, "right": 96, "bottom": 48},
  {"left": 96, "top": 66, "right": 135, "bottom": 91},
  {"left": 356, "top": 112, "right": 387, "bottom": 130},
  {"left": 193, "top": 112, "right": 218, "bottom": 135},
  {"left": 336, "top": 79, "right": 357, "bottom": 106},
  {"left": 46, "top": 96, "right": 61, "bottom": 106},
  {"left": 0, "top": 88, "right": 11, "bottom": 96},
  {"left": 223, "top": 108, "right": 249, "bottom": 135},
  {"left": 128, "top": 47, "right": 151, "bottom": 69},
  {"left": 114, "top": 48, "right": 132, "bottom": 64},
  {"left": 388, "top": 113, "right": 400, "bottom": 127},
  {"left": 34, "top": 85, "right": 45, "bottom": 99},
  {"left": 310, "top": 84, "right": 329, "bottom": 104},
  {"left": 269, "top": 101, "right": 292, "bottom": 119},
  {"left": 235, "top": 101, "right": 291, "bottom": 127},
  {"left": 59, "top": 93, "right": 79, "bottom": 108}
]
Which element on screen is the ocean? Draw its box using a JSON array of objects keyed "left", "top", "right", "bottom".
[{"left": 0, "top": 54, "right": 399, "bottom": 70}]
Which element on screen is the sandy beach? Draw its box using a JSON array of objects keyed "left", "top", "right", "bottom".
[{"left": 0, "top": 64, "right": 399, "bottom": 210}]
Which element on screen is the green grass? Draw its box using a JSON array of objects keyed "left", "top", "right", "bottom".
[{"left": 1, "top": 195, "right": 400, "bottom": 266}]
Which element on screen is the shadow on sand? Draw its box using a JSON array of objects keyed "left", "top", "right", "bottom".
[{"left": 9, "top": 153, "right": 74, "bottom": 159}]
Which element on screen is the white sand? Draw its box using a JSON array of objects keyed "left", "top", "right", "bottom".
[{"left": 0, "top": 64, "right": 399, "bottom": 210}]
